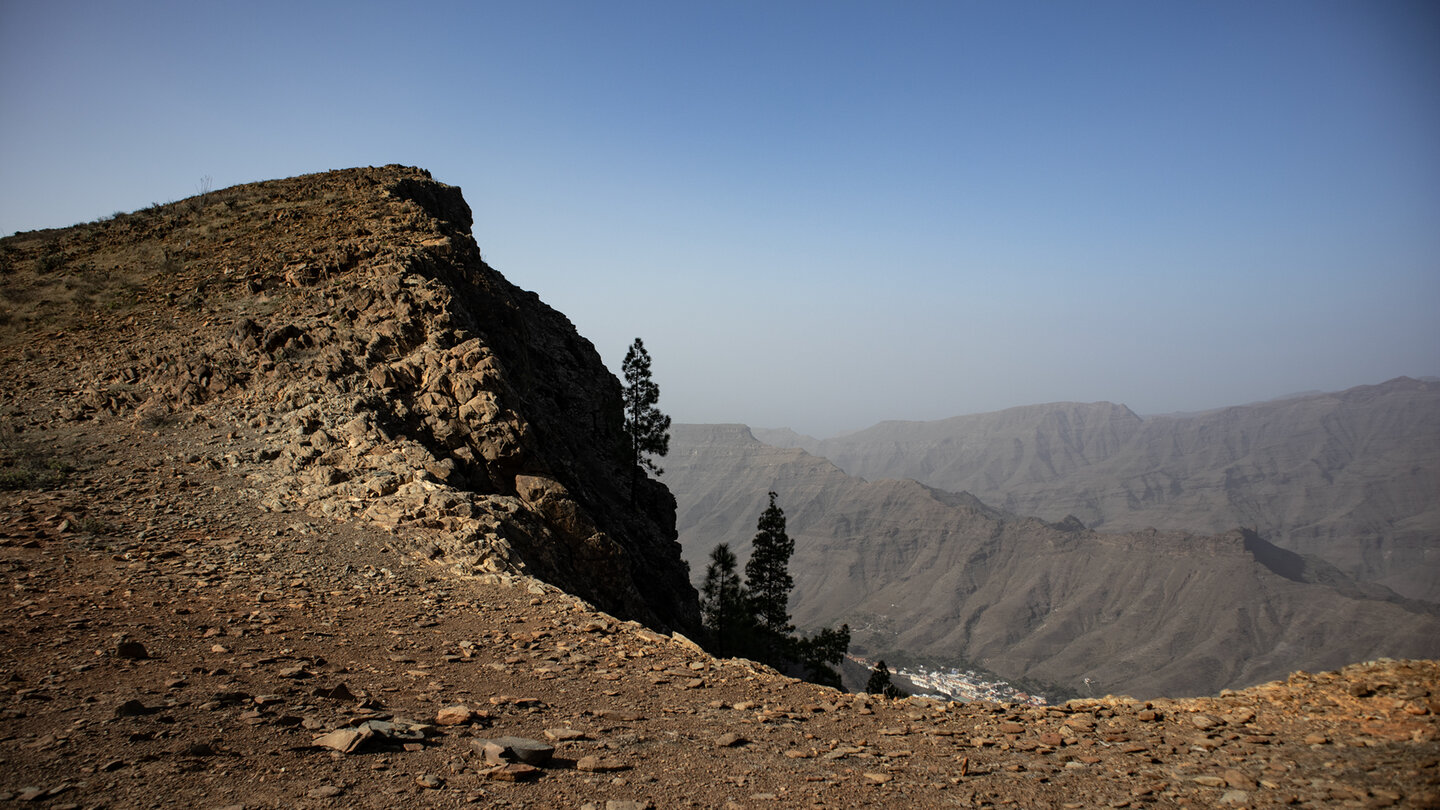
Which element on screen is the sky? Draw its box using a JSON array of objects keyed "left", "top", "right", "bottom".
[{"left": 3, "top": 1, "right": 1437, "bottom": 437}]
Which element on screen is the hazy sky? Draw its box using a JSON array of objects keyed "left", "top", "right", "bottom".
[{"left": 3, "top": 1, "right": 1437, "bottom": 436}]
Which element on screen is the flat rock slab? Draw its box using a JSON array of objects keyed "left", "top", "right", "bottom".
[
  {"left": 474, "top": 736, "right": 555, "bottom": 765},
  {"left": 486, "top": 763, "right": 541, "bottom": 782},
  {"left": 313, "top": 727, "right": 372, "bottom": 754}
]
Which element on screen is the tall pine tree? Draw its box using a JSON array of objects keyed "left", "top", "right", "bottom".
[
  {"left": 620, "top": 338, "right": 671, "bottom": 487},
  {"left": 745, "top": 491, "right": 795, "bottom": 657},
  {"left": 699, "top": 543, "right": 752, "bottom": 658}
]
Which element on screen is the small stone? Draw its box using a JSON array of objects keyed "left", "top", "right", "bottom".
[
  {"left": 115, "top": 699, "right": 152, "bottom": 717},
  {"left": 863, "top": 772, "right": 894, "bottom": 785},
  {"left": 115, "top": 641, "right": 149, "bottom": 660},
  {"left": 544, "top": 728, "right": 588, "bottom": 741},
  {"left": 1304, "top": 733, "right": 1330, "bottom": 745},
  {"left": 1193, "top": 775, "right": 1227, "bottom": 787},
  {"left": 314, "top": 683, "right": 356, "bottom": 702},
  {"left": 577, "top": 755, "right": 628, "bottom": 773},
  {"left": 1189, "top": 714, "right": 1220, "bottom": 730},
  {"left": 1223, "top": 707, "right": 1256, "bottom": 724},
  {"left": 486, "top": 763, "right": 541, "bottom": 782},
  {"left": 435, "top": 705, "right": 473, "bottom": 726},
  {"left": 1218, "top": 789, "right": 1250, "bottom": 804},
  {"left": 415, "top": 774, "right": 444, "bottom": 789},
  {"left": 1222, "top": 769, "right": 1257, "bottom": 790},
  {"left": 715, "top": 732, "right": 747, "bottom": 747},
  {"left": 997, "top": 722, "right": 1026, "bottom": 734},
  {"left": 591, "top": 708, "right": 642, "bottom": 722},
  {"left": 307, "top": 785, "right": 343, "bottom": 799}
]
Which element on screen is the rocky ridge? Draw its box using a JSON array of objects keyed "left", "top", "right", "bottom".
[{"left": 0, "top": 165, "right": 696, "bottom": 633}]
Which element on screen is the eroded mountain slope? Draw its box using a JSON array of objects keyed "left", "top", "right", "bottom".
[
  {"left": 665, "top": 425, "right": 1440, "bottom": 698},
  {"left": 761, "top": 381, "right": 1440, "bottom": 602}
]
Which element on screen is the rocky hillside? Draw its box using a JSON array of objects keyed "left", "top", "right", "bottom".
[
  {"left": 0, "top": 165, "right": 697, "bottom": 633},
  {"left": 756, "top": 380, "right": 1440, "bottom": 603},
  {"left": 665, "top": 425, "right": 1440, "bottom": 699}
]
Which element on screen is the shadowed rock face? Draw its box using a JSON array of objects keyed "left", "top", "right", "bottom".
[
  {"left": 756, "top": 380, "right": 1440, "bottom": 603},
  {"left": 664, "top": 424, "right": 1440, "bottom": 698},
  {"left": 0, "top": 165, "right": 698, "bottom": 634}
]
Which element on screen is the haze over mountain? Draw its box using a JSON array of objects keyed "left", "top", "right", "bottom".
[
  {"left": 752, "top": 378, "right": 1440, "bottom": 604},
  {"left": 664, "top": 424, "right": 1440, "bottom": 699}
]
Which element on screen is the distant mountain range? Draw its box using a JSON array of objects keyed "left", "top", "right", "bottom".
[
  {"left": 662, "top": 379, "right": 1440, "bottom": 698},
  {"left": 753, "top": 377, "right": 1440, "bottom": 603}
]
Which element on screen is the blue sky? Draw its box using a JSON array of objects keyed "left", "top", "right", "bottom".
[{"left": 3, "top": 1, "right": 1437, "bottom": 436}]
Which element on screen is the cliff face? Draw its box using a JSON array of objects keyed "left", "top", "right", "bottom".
[
  {"left": 767, "top": 382, "right": 1440, "bottom": 603},
  {"left": 664, "top": 424, "right": 1440, "bottom": 698},
  {"left": 0, "top": 166, "right": 698, "bottom": 633}
]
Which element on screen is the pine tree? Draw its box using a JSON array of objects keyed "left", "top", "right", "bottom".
[
  {"left": 700, "top": 543, "right": 752, "bottom": 657},
  {"left": 698, "top": 493, "right": 853, "bottom": 689},
  {"left": 621, "top": 338, "right": 671, "bottom": 481},
  {"left": 796, "top": 623, "right": 850, "bottom": 688},
  {"left": 866, "top": 660, "right": 905, "bottom": 698},
  {"left": 744, "top": 491, "right": 795, "bottom": 645}
]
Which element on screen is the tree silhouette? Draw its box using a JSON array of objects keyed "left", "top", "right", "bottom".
[
  {"left": 796, "top": 623, "right": 850, "bottom": 688},
  {"left": 700, "top": 543, "right": 752, "bottom": 657},
  {"left": 745, "top": 491, "right": 795, "bottom": 655},
  {"left": 621, "top": 338, "right": 671, "bottom": 485},
  {"left": 700, "top": 493, "right": 851, "bottom": 688},
  {"left": 866, "top": 660, "right": 905, "bottom": 698}
]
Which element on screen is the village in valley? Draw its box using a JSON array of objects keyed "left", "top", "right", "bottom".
[{"left": 849, "top": 656, "right": 1051, "bottom": 706}]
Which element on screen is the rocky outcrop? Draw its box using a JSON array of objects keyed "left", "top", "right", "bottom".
[
  {"left": 761, "top": 381, "right": 1440, "bottom": 603},
  {"left": 664, "top": 425, "right": 1440, "bottom": 698},
  {"left": 0, "top": 166, "right": 698, "bottom": 633}
]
